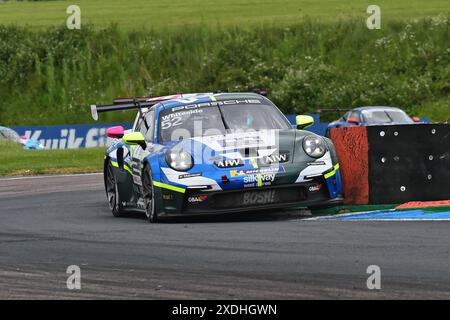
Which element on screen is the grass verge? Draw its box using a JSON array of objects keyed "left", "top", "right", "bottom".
[
  {"left": 0, "top": 140, "right": 105, "bottom": 176},
  {"left": 0, "top": 0, "right": 448, "bottom": 30}
]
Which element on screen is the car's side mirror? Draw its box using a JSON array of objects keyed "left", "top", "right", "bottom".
[
  {"left": 347, "top": 117, "right": 359, "bottom": 124},
  {"left": 296, "top": 115, "right": 314, "bottom": 130},
  {"left": 106, "top": 126, "right": 125, "bottom": 139},
  {"left": 123, "top": 132, "right": 147, "bottom": 149}
]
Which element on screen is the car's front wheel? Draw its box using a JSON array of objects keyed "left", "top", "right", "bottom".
[
  {"left": 142, "top": 164, "right": 157, "bottom": 223},
  {"left": 105, "top": 160, "right": 125, "bottom": 217}
]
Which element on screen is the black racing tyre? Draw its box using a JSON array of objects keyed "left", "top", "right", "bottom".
[
  {"left": 105, "top": 160, "right": 125, "bottom": 217},
  {"left": 142, "top": 164, "right": 157, "bottom": 223}
]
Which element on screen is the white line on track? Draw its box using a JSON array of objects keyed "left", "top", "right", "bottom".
[
  {"left": 305, "top": 218, "right": 450, "bottom": 221},
  {"left": 303, "top": 211, "right": 377, "bottom": 221},
  {"left": 0, "top": 172, "right": 102, "bottom": 181},
  {"left": 303, "top": 211, "right": 450, "bottom": 221}
]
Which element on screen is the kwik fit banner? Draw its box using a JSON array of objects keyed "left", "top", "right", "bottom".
[{"left": 11, "top": 123, "right": 132, "bottom": 150}]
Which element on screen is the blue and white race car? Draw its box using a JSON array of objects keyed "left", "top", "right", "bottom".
[
  {"left": 90, "top": 93, "right": 343, "bottom": 222},
  {"left": 0, "top": 126, "right": 44, "bottom": 150}
]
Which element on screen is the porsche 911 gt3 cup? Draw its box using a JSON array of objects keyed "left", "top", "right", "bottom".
[{"left": 90, "top": 93, "right": 342, "bottom": 222}]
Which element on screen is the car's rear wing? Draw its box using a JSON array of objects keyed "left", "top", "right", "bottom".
[
  {"left": 90, "top": 91, "right": 264, "bottom": 120},
  {"left": 90, "top": 99, "right": 155, "bottom": 121},
  {"left": 90, "top": 94, "right": 206, "bottom": 121}
]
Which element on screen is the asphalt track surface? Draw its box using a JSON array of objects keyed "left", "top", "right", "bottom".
[{"left": 1, "top": 174, "right": 450, "bottom": 299}]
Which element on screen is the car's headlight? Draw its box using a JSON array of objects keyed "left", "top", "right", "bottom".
[
  {"left": 166, "top": 150, "right": 194, "bottom": 171},
  {"left": 302, "top": 136, "right": 327, "bottom": 158}
]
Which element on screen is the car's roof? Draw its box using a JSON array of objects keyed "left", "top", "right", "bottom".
[
  {"left": 353, "top": 106, "right": 405, "bottom": 112},
  {"left": 157, "top": 92, "right": 265, "bottom": 111}
]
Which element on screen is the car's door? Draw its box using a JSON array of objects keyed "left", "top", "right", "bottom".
[{"left": 130, "top": 110, "right": 156, "bottom": 186}]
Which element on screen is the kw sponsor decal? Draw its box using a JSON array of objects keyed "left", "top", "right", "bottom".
[
  {"left": 308, "top": 183, "right": 323, "bottom": 192},
  {"left": 264, "top": 153, "right": 289, "bottom": 164},
  {"left": 230, "top": 166, "right": 285, "bottom": 177},
  {"left": 188, "top": 195, "right": 208, "bottom": 204},
  {"left": 178, "top": 173, "right": 202, "bottom": 179},
  {"left": 243, "top": 190, "right": 276, "bottom": 205},
  {"left": 215, "top": 158, "right": 244, "bottom": 168}
]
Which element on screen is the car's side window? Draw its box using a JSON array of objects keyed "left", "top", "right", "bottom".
[
  {"left": 134, "top": 119, "right": 143, "bottom": 134},
  {"left": 341, "top": 112, "right": 350, "bottom": 121},
  {"left": 132, "top": 113, "right": 141, "bottom": 132},
  {"left": 144, "top": 110, "right": 155, "bottom": 142},
  {"left": 139, "top": 119, "right": 147, "bottom": 136},
  {"left": 359, "top": 112, "right": 366, "bottom": 123},
  {"left": 349, "top": 111, "right": 361, "bottom": 122}
]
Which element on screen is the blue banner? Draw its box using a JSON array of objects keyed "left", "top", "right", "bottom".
[{"left": 11, "top": 123, "right": 132, "bottom": 150}]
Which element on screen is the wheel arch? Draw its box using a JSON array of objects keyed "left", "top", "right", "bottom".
[{"left": 141, "top": 155, "right": 165, "bottom": 216}]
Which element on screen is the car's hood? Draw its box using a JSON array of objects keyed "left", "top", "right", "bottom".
[{"left": 165, "top": 129, "right": 318, "bottom": 165}]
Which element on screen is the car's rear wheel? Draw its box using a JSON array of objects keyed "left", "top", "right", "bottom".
[
  {"left": 105, "top": 160, "right": 125, "bottom": 217},
  {"left": 142, "top": 164, "right": 157, "bottom": 223}
]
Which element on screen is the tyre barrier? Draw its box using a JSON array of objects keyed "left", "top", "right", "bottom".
[{"left": 330, "top": 124, "right": 450, "bottom": 205}]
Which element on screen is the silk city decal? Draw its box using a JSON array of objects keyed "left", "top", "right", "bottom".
[{"left": 11, "top": 124, "right": 131, "bottom": 149}]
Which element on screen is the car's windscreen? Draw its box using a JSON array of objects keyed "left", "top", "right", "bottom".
[
  {"left": 158, "top": 100, "right": 291, "bottom": 143},
  {"left": 0, "top": 128, "right": 20, "bottom": 142},
  {"left": 363, "top": 110, "right": 413, "bottom": 124}
]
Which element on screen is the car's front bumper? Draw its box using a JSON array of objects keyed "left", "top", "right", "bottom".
[{"left": 157, "top": 175, "right": 342, "bottom": 217}]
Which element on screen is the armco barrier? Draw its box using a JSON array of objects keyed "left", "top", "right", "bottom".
[
  {"left": 11, "top": 123, "right": 132, "bottom": 149},
  {"left": 331, "top": 124, "right": 450, "bottom": 205}
]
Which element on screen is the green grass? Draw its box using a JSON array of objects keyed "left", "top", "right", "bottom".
[
  {"left": 1, "top": 16, "right": 448, "bottom": 126},
  {"left": 0, "top": 140, "right": 105, "bottom": 176},
  {"left": 0, "top": 1, "right": 448, "bottom": 126},
  {"left": 411, "top": 97, "right": 450, "bottom": 122},
  {"left": 0, "top": 0, "right": 448, "bottom": 30}
]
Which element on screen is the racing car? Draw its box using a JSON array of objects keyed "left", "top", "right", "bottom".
[
  {"left": 325, "top": 106, "right": 421, "bottom": 137},
  {"left": 90, "top": 93, "right": 342, "bottom": 222}
]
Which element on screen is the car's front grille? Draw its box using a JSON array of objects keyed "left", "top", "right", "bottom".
[
  {"left": 183, "top": 186, "right": 307, "bottom": 211},
  {"left": 210, "top": 186, "right": 307, "bottom": 209}
]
